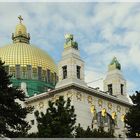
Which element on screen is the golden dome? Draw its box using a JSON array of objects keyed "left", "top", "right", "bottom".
[
  {"left": 0, "top": 16, "right": 58, "bottom": 96},
  {"left": 0, "top": 43, "right": 57, "bottom": 73}
]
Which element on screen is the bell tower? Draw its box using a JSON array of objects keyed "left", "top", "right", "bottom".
[
  {"left": 103, "top": 57, "right": 127, "bottom": 97},
  {"left": 56, "top": 34, "right": 87, "bottom": 88}
]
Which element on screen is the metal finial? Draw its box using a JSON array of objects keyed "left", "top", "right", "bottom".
[{"left": 18, "top": 15, "right": 23, "bottom": 23}]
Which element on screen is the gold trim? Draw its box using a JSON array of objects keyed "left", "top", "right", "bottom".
[
  {"left": 38, "top": 102, "right": 44, "bottom": 109},
  {"left": 101, "top": 108, "right": 106, "bottom": 117},
  {"left": 98, "top": 99, "right": 103, "bottom": 107},
  {"left": 87, "top": 96, "right": 93, "bottom": 104},
  {"left": 108, "top": 102, "right": 112, "bottom": 110}
]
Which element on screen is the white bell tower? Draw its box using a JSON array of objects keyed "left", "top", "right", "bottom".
[
  {"left": 56, "top": 34, "right": 87, "bottom": 88},
  {"left": 103, "top": 57, "right": 132, "bottom": 103}
]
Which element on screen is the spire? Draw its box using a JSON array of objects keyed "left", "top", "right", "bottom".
[
  {"left": 64, "top": 34, "right": 78, "bottom": 50},
  {"left": 108, "top": 57, "right": 121, "bottom": 71},
  {"left": 12, "top": 16, "right": 30, "bottom": 44}
]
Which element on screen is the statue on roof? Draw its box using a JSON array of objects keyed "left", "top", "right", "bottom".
[
  {"left": 110, "top": 57, "right": 121, "bottom": 70},
  {"left": 64, "top": 34, "right": 78, "bottom": 50}
]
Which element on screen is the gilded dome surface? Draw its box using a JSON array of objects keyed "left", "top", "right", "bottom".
[
  {"left": 0, "top": 43, "right": 57, "bottom": 73},
  {"left": 0, "top": 16, "right": 58, "bottom": 96}
]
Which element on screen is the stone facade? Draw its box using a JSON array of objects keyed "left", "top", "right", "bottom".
[
  {"left": 25, "top": 84, "right": 131, "bottom": 137},
  {"left": 24, "top": 34, "right": 132, "bottom": 137}
]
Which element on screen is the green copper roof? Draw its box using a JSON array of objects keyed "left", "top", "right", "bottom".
[{"left": 109, "top": 57, "right": 121, "bottom": 70}]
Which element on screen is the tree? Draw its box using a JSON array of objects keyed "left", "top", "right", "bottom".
[
  {"left": 125, "top": 91, "right": 140, "bottom": 138},
  {"left": 75, "top": 124, "right": 114, "bottom": 138},
  {"left": 34, "top": 96, "right": 76, "bottom": 138},
  {"left": 0, "top": 60, "right": 32, "bottom": 137}
]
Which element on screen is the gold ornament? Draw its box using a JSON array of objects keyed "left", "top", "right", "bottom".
[
  {"left": 98, "top": 99, "right": 103, "bottom": 107},
  {"left": 87, "top": 96, "right": 93, "bottom": 104},
  {"left": 90, "top": 105, "right": 95, "bottom": 114},
  {"left": 55, "top": 95, "right": 59, "bottom": 100},
  {"left": 76, "top": 92, "right": 82, "bottom": 101},
  {"left": 67, "top": 91, "right": 73, "bottom": 99},
  {"left": 117, "top": 105, "right": 121, "bottom": 112},
  {"left": 101, "top": 108, "right": 106, "bottom": 117},
  {"left": 112, "top": 112, "right": 117, "bottom": 120},
  {"left": 108, "top": 102, "right": 112, "bottom": 110},
  {"left": 38, "top": 102, "right": 44, "bottom": 109},
  {"left": 121, "top": 114, "right": 125, "bottom": 122}
]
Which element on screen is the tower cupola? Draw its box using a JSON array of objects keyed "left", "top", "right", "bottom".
[
  {"left": 56, "top": 34, "right": 87, "bottom": 88},
  {"left": 12, "top": 15, "right": 30, "bottom": 44}
]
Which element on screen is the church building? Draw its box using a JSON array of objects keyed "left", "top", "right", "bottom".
[{"left": 0, "top": 17, "right": 133, "bottom": 137}]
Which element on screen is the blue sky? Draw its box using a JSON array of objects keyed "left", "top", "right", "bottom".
[{"left": 0, "top": 2, "right": 140, "bottom": 95}]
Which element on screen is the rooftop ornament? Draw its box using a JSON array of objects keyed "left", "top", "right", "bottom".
[{"left": 64, "top": 34, "right": 78, "bottom": 50}]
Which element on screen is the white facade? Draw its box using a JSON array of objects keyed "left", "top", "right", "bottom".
[
  {"left": 24, "top": 34, "right": 133, "bottom": 137},
  {"left": 56, "top": 44, "right": 87, "bottom": 88}
]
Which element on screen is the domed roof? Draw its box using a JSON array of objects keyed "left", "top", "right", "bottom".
[
  {"left": 0, "top": 16, "right": 58, "bottom": 96},
  {"left": 0, "top": 43, "right": 57, "bottom": 73}
]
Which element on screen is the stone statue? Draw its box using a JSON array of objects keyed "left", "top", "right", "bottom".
[{"left": 64, "top": 34, "right": 78, "bottom": 50}]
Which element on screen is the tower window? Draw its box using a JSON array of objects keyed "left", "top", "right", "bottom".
[
  {"left": 77, "top": 66, "right": 81, "bottom": 79},
  {"left": 108, "top": 84, "right": 113, "bottom": 95},
  {"left": 121, "top": 84, "right": 124, "bottom": 95},
  {"left": 62, "top": 66, "right": 67, "bottom": 79}
]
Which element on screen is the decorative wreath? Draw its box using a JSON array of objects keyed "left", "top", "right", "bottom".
[
  {"left": 38, "top": 102, "right": 44, "bottom": 109},
  {"left": 67, "top": 91, "right": 73, "bottom": 99},
  {"left": 87, "top": 96, "right": 93, "bottom": 104},
  {"left": 90, "top": 105, "right": 95, "bottom": 114},
  {"left": 108, "top": 102, "right": 112, "bottom": 110},
  {"left": 98, "top": 99, "right": 103, "bottom": 107},
  {"left": 117, "top": 105, "right": 121, "bottom": 112},
  {"left": 76, "top": 92, "right": 82, "bottom": 101}
]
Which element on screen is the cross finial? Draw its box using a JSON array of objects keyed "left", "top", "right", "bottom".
[{"left": 18, "top": 15, "right": 23, "bottom": 23}]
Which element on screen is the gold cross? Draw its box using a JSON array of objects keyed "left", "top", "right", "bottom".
[{"left": 18, "top": 15, "right": 23, "bottom": 23}]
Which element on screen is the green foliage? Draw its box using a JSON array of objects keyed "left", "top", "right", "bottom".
[
  {"left": 75, "top": 124, "right": 114, "bottom": 138},
  {"left": 34, "top": 96, "right": 76, "bottom": 138},
  {"left": 0, "top": 60, "right": 32, "bottom": 137},
  {"left": 125, "top": 91, "right": 140, "bottom": 138}
]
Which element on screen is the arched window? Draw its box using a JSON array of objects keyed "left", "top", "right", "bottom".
[{"left": 97, "top": 112, "right": 115, "bottom": 130}]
